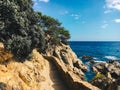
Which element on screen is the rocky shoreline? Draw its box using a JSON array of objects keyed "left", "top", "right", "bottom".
[{"left": 90, "top": 60, "right": 120, "bottom": 90}]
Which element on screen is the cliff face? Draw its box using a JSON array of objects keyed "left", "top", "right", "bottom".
[
  {"left": 0, "top": 48, "right": 53, "bottom": 90},
  {"left": 46, "top": 44, "right": 88, "bottom": 75},
  {"left": 0, "top": 43, "right": 100, "bottom": 90}
]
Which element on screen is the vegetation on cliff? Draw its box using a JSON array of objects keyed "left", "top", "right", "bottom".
[{"left": 0, "top": 0, "right": 70, "bottom": 60}]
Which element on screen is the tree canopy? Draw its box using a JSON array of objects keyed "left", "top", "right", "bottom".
[
  {"left": 38, "top": 13, "right": 70, "bottom": 45},
  {"left": 0, "top": 0, "right": 70, "bottom": 61},
  {"left": 0, "top": 0, "right": 45, "bottom": 60}
]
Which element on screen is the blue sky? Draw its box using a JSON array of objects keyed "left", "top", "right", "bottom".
[{"left": 33, "top": 0, "right": 120, "bottom": 41}]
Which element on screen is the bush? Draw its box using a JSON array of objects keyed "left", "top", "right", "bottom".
[
  {"left": 0, "top": 0, "right": 45, "bottom": 61},
  {"left": 38, "top": 13, "right": 70, "bottom": 45},
  {"left": 92, "top": 73, "right": 105, "bottom": 80}
]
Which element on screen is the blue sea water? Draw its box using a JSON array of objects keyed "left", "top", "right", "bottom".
[{"left": 69, "top": 41, "right": 120, "bottom": 81}]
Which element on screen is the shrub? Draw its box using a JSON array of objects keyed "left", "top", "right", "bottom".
[{"left": 0, "top": 0, "right": 45, "bottom": 60}]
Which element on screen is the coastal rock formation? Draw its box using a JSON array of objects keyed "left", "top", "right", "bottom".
[
  {"left": 91, "top": 61, "right": 120, "bottom": 90},
  {"left": 82, "top": 55, "right": 94, "bottom": 60},
  {"left": 46, "top": 43, "right": 88, "bottom": 74},
  {"left": 0, "top": 49, "right": 53, "bottom": 90},
  {"left": 44, "top": 56, "right": 100, "bottom": 90},
  {"left": 92, "top": 61, "right": 120, "bottom": 78},
  {"left": 0, "top": 44, "right": 99, "bottom": 90}
]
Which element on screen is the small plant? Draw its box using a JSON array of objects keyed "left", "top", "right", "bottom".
[{"left": 93, "top": 73, "right": 105, "bottom": 80}]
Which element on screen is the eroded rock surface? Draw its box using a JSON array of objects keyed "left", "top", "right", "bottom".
[
  {"left": 91, "top": 61, "right": 120, "bottom": 90},
  {"left": 0, "top": 44, "right": 99, "bottom": 90}
]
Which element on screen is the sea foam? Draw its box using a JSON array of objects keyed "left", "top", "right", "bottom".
[{"left": 104, "top": 56, "right": 118, "bottom": 60}]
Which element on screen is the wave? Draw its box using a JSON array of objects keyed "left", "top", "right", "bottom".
[
  {"left": 93, "top": 57, "right": 98, "bottom": 60},
  {"left": 94, "top": 61, "right": 106, "bottom": 63},
  {"left": 104, "top": 56, "right": 118, "bottom": 60}
]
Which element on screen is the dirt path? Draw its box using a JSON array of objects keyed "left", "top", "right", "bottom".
[
  {"left": 49, "top": 61, "right": 69, "bottom": 90},
  {"left": 39, "top": 57, "right": 69, "bottom": 90}
]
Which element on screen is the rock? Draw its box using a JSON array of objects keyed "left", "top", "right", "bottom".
[
  {"left": 18, "top": 71, "right": 31, "bottom": 85},
  {"left": 107, "top": 60, "right": 115, "bottom": 63},
  {"left": 90, "top": 73, "right": 116, "bottom": 90},
  {"left": 91, "top": 61, "right": 120, "bottom": 90},
  {"left": 0, "top": 49, "right": 52, "bottom": 90},
  {"left": 0, "top": 44, "right": 99, "bottom": 90},
  {"left": 0, "top": 47, "right": 13, "bottom": 62},
  {"left": 107, "top": 62, "right": 120, "bottom": 79},
  {"left": 92, "top": 62, "right": 107, "bottom": 74},
  {"left": 82, "top": 55, "right": 94, "bottom": 60},
  {"left": 45, "top": 56, "right": 100, "bottom": 90},
  {"left": 90, "top": 60, "right": 96, "bottom": 64},
  {"left": 54, "top": 45, "right": 74, "bottom": 67},
  {"left": 73, "top": 67, "right": 84, "bottom": 78},
  {"left": 0, "top": 43, "right": 4, "bottom": 48},
  {"left": 0, "top": 82, "right": 12, "bottom": 90},
  {"left": 92, "top": 66, "right": 99, "bottom": 73},
  {"left": 106, "top": 72, "right": 112, "bottom": 79},
  {"left": 92, "top": 61, "right": 120, "bottom": 79},
  {"left": 53, "top": 44, "right": 88, "bottom": 73},
  {"left": 73, "top": 60, "right": 88, "bottom": 72},
  {"left": 117, "top": 86, "right": 120, "bottom": 90}
]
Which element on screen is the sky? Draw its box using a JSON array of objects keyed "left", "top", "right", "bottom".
[{"left": 32, "top": 0, "right": 120, "bottom": 41}]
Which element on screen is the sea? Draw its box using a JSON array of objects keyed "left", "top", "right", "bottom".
[{"left": 69, "top": 41, "right": 120, "bottom": 81}]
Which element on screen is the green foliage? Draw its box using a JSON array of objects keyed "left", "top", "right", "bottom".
[
  {"left": 0, "top": 0, "right": 70, "bottom": 60},
  {"left": 39, "top": 14, "right": 61, "bottom": 30},
  {"left": 93, "top": 73, "right": 105, "bottom": 80},
  {"left": 38, "top": 13, "right": 70, "bottom": 45},
  {"left": 58, "top": 27, "right": 70, "bottom": 44},
  {"left": 0, "top": 0, "right": 45, "bottom": 60}
]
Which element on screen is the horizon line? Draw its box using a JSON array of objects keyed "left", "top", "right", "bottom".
[{"left": 69, "top": 40, "right": 120, "bottom": 42}]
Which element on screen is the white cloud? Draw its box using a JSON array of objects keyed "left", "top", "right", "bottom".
[
  {"left": 39, "top": 0, "right": 49, "bottom": 3},
  {"left": 75, "top": 17, "right": 79, "bottom": 20},
  {"left": 34, "top": 2, "right": 38, "bottom": 5},
  {"left": 71, "top": 14, "right": 80, "bottom": 20},
  {"left": 60, "top": 10, "right": 68, "bottom": 15},
  {"left": 71, "top": 14, "right": 79, "bottom": 17},
  {"left": 105, "top": 0, "right": 120, "bottom": 10},
  {"left": 114, "top": 19, "right": 120, "bottom": 23},
  {"left": 101, "top": 24, "right": 108, "bottom": 29},
  {"left": 104, "top": 10, "right": 111, "bottom": 14}
]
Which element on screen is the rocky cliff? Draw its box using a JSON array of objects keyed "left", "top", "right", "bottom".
[
  {"left": 91, "top": 61, "right": 120, "bottom": 90},
  {"left": 0, "top": 43, "right": 100, "bottom": 90}
]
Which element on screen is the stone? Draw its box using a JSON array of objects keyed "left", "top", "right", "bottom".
[
  {"left": 92, "top": 62, "right": 107, "bottom": 74},
  {"left": 73, "top": 60, "right": 88, "bottom": 72},
  {"left": 82, "top": 55, "right": 94, "bottom": 60},
  {"left": 106, "top": 72, "right": 112, "bottom": 79},
  {"left": 73, "top": 67, "right": 84, "bottom": 77},
  {"left": 92, "top": 66, "right": 99, "bottom": 73},
  {"left": 117, "top": 86, "right": 120, "bottom": 90},
  {"left": 91, "top": 61, "right": 120, "bottom": 90},
  {"left": 0, "top": 82, "right": 12, "bottom": 90}
]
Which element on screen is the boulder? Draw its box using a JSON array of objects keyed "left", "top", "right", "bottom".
[
  {"left": 82, "top": 55, "right": 94, "bottom": 60},
  {"left": 53, "top": 44, "right": 88, "bottom": 74},
  {"left": 73, "top": 67, "right": 85, "bottom": 78},
  {"left": 0, "top": 82, "right": 12, "bottom": 90},
  {"left": 91, "top": 61, "right": 120, "bottom": 90},
  {"left": 73, "top": 60, "right": 88, "bottom": 72},
  {"left": 92, "top": 62, "right": 107, "bottom": 74}
]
